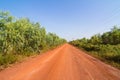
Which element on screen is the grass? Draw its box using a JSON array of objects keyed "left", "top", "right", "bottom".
[
  {"left": 0, "top": 45, "right": 63, "bottom": 71},
  {"left": 71, "top": 44, "right": 120, "bottom": 70},
  {"left": 0, "top": 54, "right": 20, "bottom": 70},
  {"left": 87, "top": 51, "right": 120, "bottom": 69}
]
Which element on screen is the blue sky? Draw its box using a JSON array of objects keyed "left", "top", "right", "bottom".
[{"left": 1, "top": 0, "right": 120, "bottom": 41}]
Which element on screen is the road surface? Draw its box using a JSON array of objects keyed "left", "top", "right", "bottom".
[{"left": 0, "top": 44, "right": 120, "bottom": 80}]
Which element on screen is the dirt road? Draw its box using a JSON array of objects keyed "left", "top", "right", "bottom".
[{"left": 0, "top": 44, "right": 120, "bottom": 80}]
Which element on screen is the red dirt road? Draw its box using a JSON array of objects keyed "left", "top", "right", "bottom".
[{"left": 0, "top": 44, "right": 120, "bottom": 80}]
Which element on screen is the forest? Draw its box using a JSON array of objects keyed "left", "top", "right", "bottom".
[
  {"left": 70, "top": 26, "right": 120, "bottom": 69},
  {"left": 0, "top": 11, "right": 66, "bottom": 68}
]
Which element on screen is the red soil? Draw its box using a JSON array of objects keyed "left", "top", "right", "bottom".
[{"left": 0, "top": 44, "right": 120, "bottom": 80}]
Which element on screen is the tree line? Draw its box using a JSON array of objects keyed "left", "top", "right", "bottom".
[
  {"left": 69, "top": 26, "right": 120, "bottom": 69},
  {"left": 0, "top": 11, "right": 66, "bottom": 67}
]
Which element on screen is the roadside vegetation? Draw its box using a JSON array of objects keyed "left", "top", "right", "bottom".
[
  {"left": 69, "top": 26, "right": 120, "bottom": 69},
  {"left": 0, "top": 11, "right": 66, "bottom": 69}
]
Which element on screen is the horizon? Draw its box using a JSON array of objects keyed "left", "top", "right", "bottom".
[{"left": 1, "top": 0, "right": 120, "bottom": 41}]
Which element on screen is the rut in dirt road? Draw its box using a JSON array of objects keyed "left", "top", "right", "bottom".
[{"left": 0, "top": 44, "right": 120, "bottom": 80}]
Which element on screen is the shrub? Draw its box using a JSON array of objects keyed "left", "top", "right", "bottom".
[{"left": 0, "top": 54, "right": 18, "bottom": 66}]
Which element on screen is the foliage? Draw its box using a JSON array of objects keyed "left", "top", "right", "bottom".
[
  {"left": 46, "top": 32, "right": 66, "bottom": 47},
  {"left": 102, "top": 26, "right": 120, "bottom": 45},
  {"left": 0, "top": 54, "right": 18, "bottom": 66},
  {"left": 69, "top": 26, "right": 120, "bottom": 69},
  {"left": 0, "top": 11, "right": 66, "bottom": 67}
]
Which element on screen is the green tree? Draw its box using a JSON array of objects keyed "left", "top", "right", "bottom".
[{"left": 89, "top": 34, "right": 102, "bottom": 45}]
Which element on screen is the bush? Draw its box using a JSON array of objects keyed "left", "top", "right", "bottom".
[
  {"left": 0, "top": 11, "right": 67, "bottom": 68},
  {"left": 0, "top": 54, "right": 18, "bottom": 66},
  {"left": 69, "top": 26, "right": 120, "bottom": 69}
]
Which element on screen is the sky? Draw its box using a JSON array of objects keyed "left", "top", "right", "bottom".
[{"left": 1, "top": 0, "right": 120, "bottom": 41}]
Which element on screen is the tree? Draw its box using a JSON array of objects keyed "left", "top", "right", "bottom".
[
  {"left": 89, "top": 34, "right": 102, "bottom": 45},
  {"left": 102, "top": 26, "right": 120, "bottom": 45},
  {"left": 0, "top": 11, "right": 66, "bottom": 55}
]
